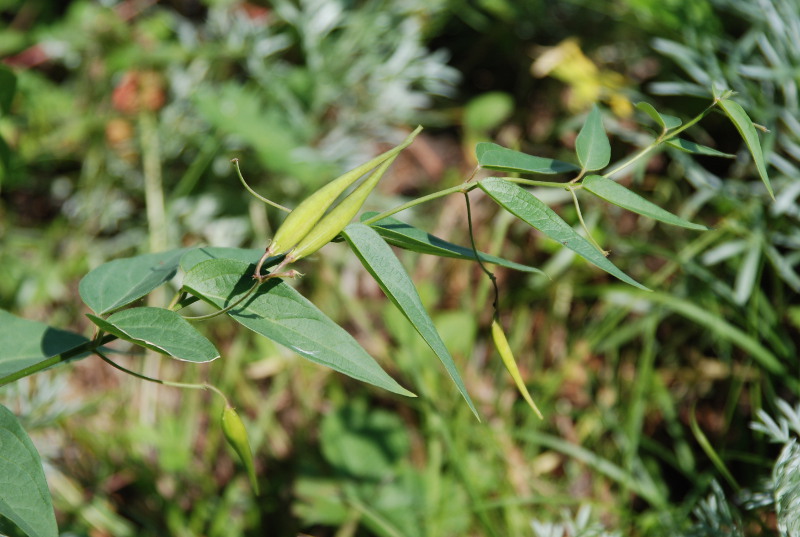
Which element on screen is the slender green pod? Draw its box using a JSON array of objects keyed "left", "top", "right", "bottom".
[
  {"left": 491, "top": 318, "right": 543, "bottom": 419},
  {"left": 221, "top": 405, "right": 260, "bottom": 495},
  {"left": 267, "top": 126, "right": 423, "bottom": 257},
  {"left": 285, "top": 154, "right": 399, "bottom": 263}
]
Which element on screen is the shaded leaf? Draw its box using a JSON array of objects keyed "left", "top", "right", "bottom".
[
  {"left": 575, "top": 105, "right": 610, "bottom": 172},
  {"left": 0, "top": 310, "right": 88, "bottom": 381},
  {"left": 479, "top": 178, "right": 648, "bottom": 290},
  {"left": 80, "top": 249, "right": 190, "bottom": 315},
  {"left": 476, "top": 142, "right": 578, "bottom": 175},
  {"left": 0, "top": 66, "right": 16, "bottom": 116},
  {"left": 718, "top": 99, "right": 773, "bottom": 198},
  {"left": 180, "top": 247, "right": 267, "bottom": 273},
  {"left": 86, "top": 307, "right": 219, "bottom": 363},
  {"left": 360, "top": 212, "right": 543, "bottom": 274},
  {"left": 635, "top": 101, "right": 682, "bottom": 130},
  {"left": 666, "top": 138, "right": 735, "bottom": 158},
  {"left": 341, "top": 224, "right": 478, "bottom": 418},
  {"left": 0, "top": 404, "right": 58, "bottom": 537},
  {"left": 182, "top": 259, "right": 414, "bottom": 396},
  {"left": 582, "top": 175, "right": 708, "bottom": 230}
]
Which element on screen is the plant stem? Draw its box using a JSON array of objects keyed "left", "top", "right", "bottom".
[
  {"left": 569, "top": 186, "right": 608, "bottom": 256},
  {"left": 232, "top": 158, "right": 291, "bottom": 213}
]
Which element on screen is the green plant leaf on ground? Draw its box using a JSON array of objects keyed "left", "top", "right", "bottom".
[
  {"left": 341, "top": 223, "right": 478, "bottom": 419},
  {"left": 79, "top": 248, "right": 190, "bottom": 315},
  {"left": 479, "top": 178, "right": 649, "bottom": 290},
  {"left": 182, "top": 259, "right": 414, "bottom": 397},
  {"left": 0, "top": 310, "right": 88, "bottom": 380},
  {"left": 635, "top": 101, "right": 682, "bottom": 130},
  {"left": 360, "top": 212, "right": 544, "bottom": 274},
  {"left": 581, "top": 175, "right": 708, "bottom": 230},
  {"left": 180, "top": 247, "right": 267, "bottom": 273},
  {"left": 718, "top": 99, "right": 773, "bottom": 199},
  {"left": 476, "top": 142, "right": 579, "bottom": 175},
  {"left": 0, "top": 404, "right": 58, "bottom": 537},
  {"left": 665, "top": 138, "right": 735, "bottom": 158},
  {"left": 575, "top": 105, "right": 611, "bottom": 172},
  {"left": 86, "top": 307, "right": 220, "bottom": 363}
]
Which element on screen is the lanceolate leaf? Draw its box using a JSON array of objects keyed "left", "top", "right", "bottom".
[
  {"left": 635, "top": 102, "right": 682, "bottom": 130},
  {"left": 182, "top": 259, "right": 414, "bottom": 397},
  {"left": 0, "top": 404, "right": 58, "bottom": 537},
  {"left": 582, "top": 175, "right": 708, "bottom": 231},
  {"left": 575, "top": 105, "right": 611, "bottom": 172},
  {"left": 80, "top": 248, "right": 190, "bottom": 315},
  {"left": 0, "top": 310, "right": 88, "bottom": 381},
  {"left": 341, "top": 224, "right": 478, "bottom": 419},
  {"left": 86, "top": 307, "right": 219, "bottom": 363},
  {"left": 479, "top": 178, "right": 649, "bottom": 290},
  {"left": 476, "top": 142, "right": 578, "bottom": 175},
  {"left": 718, "top": 99, "right": 773, "bottom": 199},
  {"left": 666, "top": 138, "right": 735, "bottom": 158},
  {"left": 360, "top": 212, "right": 543, "bottom": 274}
]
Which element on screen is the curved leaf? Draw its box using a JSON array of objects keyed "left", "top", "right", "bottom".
[
  {"left": 476, "top": 142, "right": 578, "bottom": 175},
  {"left": 718, "top": 99, "right": 773, "bottom": 199},
  {"left": 635, "top": 102, "right": 682, "bottom": 130},
  {"left": 341, "top": 224, "right": 478, "bottom": 419},
  {"left": 0, "top": 404, "right": 58, "bottom": 537},
  {"left": 666, "top": 138, "right": 735, "bottom": 158},
  {"left": 479, "top": 178, "right": 648, "bottom": 290},
  {"left": 182, "top": 259, "right": 414, "bottom": 397},
  {"left": 575, "top": 105, "right": 610, "bottom": 172},
  {"left": 80, "top": 248, "right": 190, "bottom": 315},
  {"left": 0, "top": 310, "right": 88, "bottom": 380},
  {"left": 86, "top": 307, "right": 219, "bottom": 363},
  {"left": 360, "top": 212, "right": 543, "bottom": 274},
  {"left": 582, "top": 175, "right": 708, "bottom": 230}
]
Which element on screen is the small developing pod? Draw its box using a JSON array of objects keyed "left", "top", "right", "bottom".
[
  {"left": 221, "top": 405, "right": 260, "bottom": 495},
  {"left": 491, "top": 317, "right": 543, "bottom": 419},
  {"left": 284, "top": 153, "right": 399, "bottom": 264},
  {"left": 266, "top": 126, "right": 423, "bottom": 258}
]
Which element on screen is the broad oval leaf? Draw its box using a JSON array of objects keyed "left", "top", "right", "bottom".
[
  {"left": 479, "top": 178, "right": 649, "bottom": 290},
  {"left": 0, "top": 310, "right": 88, "bottom": 381},
  {"left": 182, "top": 259, "right": 414, "bottom": 397},
  {"left": 575, "top": 105, "right": 611, "bottom": 172},
  {"left": 80, "top": 248, "right": 190, "bottom": 315},
  {"left": 360, "top": 212, "right": 543, "bottom": 274},
  {"left": 476, "top": 142, "right": 578, "bottom": 175},
  {"left": 635, "top": 102, "right": 682, "bottom": 130},
  {"left": 86, "top": 307, "right": 219, "bottom": 363},
  {"left": 718, "top": 99, "right": 773, "bottom": 199},
  {"left": 341, "top": 224, "right": 478, "bottom": 419},
  {"left": 180, "top": 247, "right": 267, "bottom": 273},
  {"left": 582, "top": 175, "right": 708, "bottom": 231},
  {"left": 666, "top": 138, "right": 735, "bottom": 158},
  {"left": 0, "top": 404, "right": 58, "bottom": 537}
]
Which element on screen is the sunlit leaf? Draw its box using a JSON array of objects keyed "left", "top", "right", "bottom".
[
  {"left": 718, "top": 99, "right": 773, "bottom": 198},
  {"left": 180, "top": 246, "right": 267, "bottom": 273},
  {"left": 575, "top": 105, "right": 610, "bottom": 172},
  {"left": 582, "top": 175, "right": 708, "bottom": 230},
  {"left": 479, "top": 178, "right": 648, "bottom": 290},
  {"left": 341, "top": 224, "right": 478, "bottom": 418},
  {"left": 476, "top": 142, "right": 578, "bottom": 175},
  {"left": 666, "top": 138, "right": 735, "bottom": 158},
  {"left": 635, "top": 101, "right": 682, "bottom": 130}
]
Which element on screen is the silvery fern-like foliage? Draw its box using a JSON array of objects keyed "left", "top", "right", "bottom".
[
  {"left": 530, "top": 506, "right": 622, "bottom": 537},
  {"left": 686, "top": 481, "right": 744, "bottom": 537}
]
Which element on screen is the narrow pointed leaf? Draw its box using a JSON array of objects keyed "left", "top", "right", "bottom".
[
  {"left": 0, "top": 404, "right": 58, "bottom": 537},
  {"left": 360, "top": 212, "right": 544, "bottom": 274},
  {"left": 0, "top": 310, "right": 88, "bottom": 380},
  {"left": 86, "top": 307, "right": 219, "bottom": 363},
  {"left": 80, "top": 248, "right": 190, "bottom": 315},
  {"left": 476, "top": 142, "right": 578, "bottom": 175},
  {"left": 182, "top": 259, "right": 414, "bottom": 397},
  {"left": 666, "top": 138, "right": 735, "bottom": 158},
  {"left": 180, "top": 247, "right": 266, "bottom": 272},
  {"left": 491, "top": 319, "right": 542, "bottom": 419},
  {"left": 341, "top": 224, "right": 478, "bottom": 419},
  {"left": 718, "top": 99, "right": 773, "bottom": 198},
  {"left": 635, "top": 102, "right": 682, "bottom": 130},
  {"left": 582, "top": 175, "right": 708, "bottom": 230},
  {"left": 479, "top": 178, "right": 649, "bottom": 290},
  {"left": 575, "top": 105, "right": 611, "bottom": 172}
]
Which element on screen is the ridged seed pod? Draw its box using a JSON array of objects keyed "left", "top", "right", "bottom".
[{"left": 221, "top": 405, "right": 260, "bottom": 495}]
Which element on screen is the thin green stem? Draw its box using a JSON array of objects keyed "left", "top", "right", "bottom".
[
  {"left": 232, "top": 158, "right": 291, "bottom": 213},
  {"left": 95, "top": 350, "right": 229, "bottom": 405},
  {"left": 569, "top": 186, "right": 608, "bottom": 256},
  {"left": 463, "top": 192, "right": 499, "bottom": 312},
  {"left": 181, "top": 281, "right": 261, "bottom": 320}
]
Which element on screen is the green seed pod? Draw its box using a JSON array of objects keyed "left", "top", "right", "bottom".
[
  {"left": 267, "top": 126, "right": 422, "bottom": 256},
  {"left": 286, "top": 154, "right": 398, "bottom": 263},
  {"left": 221, "top": 405, "right": 260, "bottom": 495},
  {"left": 491, "top": 318, "right": 543, "bottom": 419}
]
